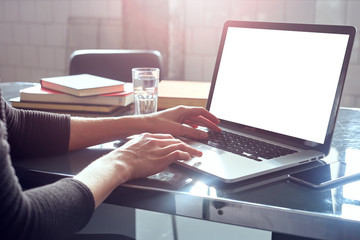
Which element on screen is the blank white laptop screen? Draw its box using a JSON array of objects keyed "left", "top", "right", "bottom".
[{"left": 210, "top": 27, "right": 349, "bottom": 144}]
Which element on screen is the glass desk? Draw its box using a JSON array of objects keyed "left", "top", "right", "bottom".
[
  {"left": 5, "top": 83, "right": 360, "bottom": 239},
  {"left": 11, "top": 107, "right": 360, "bottom": 240}
]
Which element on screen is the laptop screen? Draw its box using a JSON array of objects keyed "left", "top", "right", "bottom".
[{"left": 209, "top": 24, "right": 351, "bottom": 144}]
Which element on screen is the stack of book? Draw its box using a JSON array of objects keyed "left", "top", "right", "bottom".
[{"left": 10, "top": 74, "right": 134, "bottom": 117}]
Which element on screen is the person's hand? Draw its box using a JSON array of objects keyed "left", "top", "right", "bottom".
[
  {"left": 75, "top": 132, "right": 200, "bottom": 207},
  {"left": 143, "top": 105, "right": 221, "bottom": 139},
  {"left": 105, "top": 133, "right": 202, "bottom": 181}
]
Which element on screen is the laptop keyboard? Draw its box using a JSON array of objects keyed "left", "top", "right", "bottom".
[{"left": 197, "top": 130, "right": 297, "bottom": 162}]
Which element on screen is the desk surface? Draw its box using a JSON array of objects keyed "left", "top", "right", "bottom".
[{"left": 5, "top": 83, "right": 360, "bottom": 240}]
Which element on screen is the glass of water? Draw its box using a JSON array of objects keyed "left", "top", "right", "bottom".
[{"left": 132, "top": 67, "right": 159, "bottom": 115}]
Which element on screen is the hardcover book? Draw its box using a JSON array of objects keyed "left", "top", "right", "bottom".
[
  {"left": 40, "top": 74, "right": 125, "bottom": 97},
  {"left": 20, "top": 83, "right": 134, "bottom": 106},
  {"left": 10, "top": 97, "right": 123, "bottom": 114}
]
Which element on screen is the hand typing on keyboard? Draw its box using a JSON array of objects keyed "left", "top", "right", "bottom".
[{"left": 148, "top": 106, "right": 221, "bottom": 139}]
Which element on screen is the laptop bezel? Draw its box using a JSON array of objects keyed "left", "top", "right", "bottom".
[{"left": 206, "top": 20, "right": 356, "bottom": 156}]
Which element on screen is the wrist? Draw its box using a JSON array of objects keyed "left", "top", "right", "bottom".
[
  {"left": 120, "top": 115, "right": 151, "bottom": 136},
  {"left": 98, "top": 151, "right": 132, "bottom": 185},
  {"left": 74, "top": 150, "right": 134, "bottom": 208}
]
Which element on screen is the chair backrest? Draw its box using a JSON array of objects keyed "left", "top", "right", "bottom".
[{"left": 69, "top": 49, "right": 164, "bottom": 82}]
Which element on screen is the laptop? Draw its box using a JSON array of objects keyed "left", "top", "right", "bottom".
[{"left": 178, "top": 21, "right": 356, "bottom": 183}]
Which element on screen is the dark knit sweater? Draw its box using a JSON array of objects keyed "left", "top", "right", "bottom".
[{"left": 0, "top": 95, "right": 95, "bottom": 240}]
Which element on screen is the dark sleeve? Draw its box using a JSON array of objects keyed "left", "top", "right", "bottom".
[
  {"left": 4, "top": 100, "right": 71, "bottom": 158},
  {"left": 0, "top": 98, "right": 95, "bottom": 239},
  {"left": 0, "top": 125, "right": 95, "bottom": 240}
]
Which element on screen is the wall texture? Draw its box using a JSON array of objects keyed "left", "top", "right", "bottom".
[{"left": 0, "top": 0, "right": 359, "bottom": 106}]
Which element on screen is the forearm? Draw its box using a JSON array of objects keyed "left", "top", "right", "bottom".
[
  {"left": 69, "top": 115, "right": 149, "bottom": 151},
  {"left": 73, "top": 152, "right": 130, "bottom": 208},
  {"left": 69, "top": 105, "right": 221, "bottom": 151}
]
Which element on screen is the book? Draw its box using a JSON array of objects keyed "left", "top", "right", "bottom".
[
  {"left": 10, "top": 97, "right": 124, "bottom": 114},
  {"left": 157, "top": 80, "right": 210, "bottom": 110},
  {"left": 40, "top": 74, "right": 125, "bottom": 97},
  {"left": 20, "top": 83, "right": 134, "bottom": 106}
]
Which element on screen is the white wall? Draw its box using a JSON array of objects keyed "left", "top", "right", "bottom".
[{"left": 0, "top": 0, "right": 123, "bottom": 83}]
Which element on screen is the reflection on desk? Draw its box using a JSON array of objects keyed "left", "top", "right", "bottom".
[{"left": 12, "top": 103, "right": 360, "bottom": 239}]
